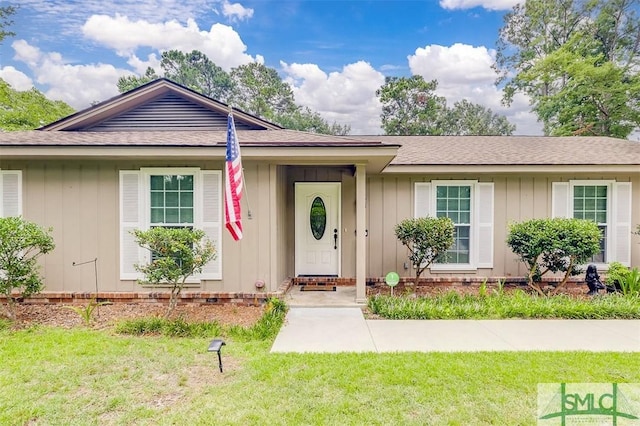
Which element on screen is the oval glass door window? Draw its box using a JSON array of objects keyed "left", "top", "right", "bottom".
[{"left": 309, "top": 197, "right": 327, "bottom": 240}]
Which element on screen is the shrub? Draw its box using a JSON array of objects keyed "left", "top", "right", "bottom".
[
  {"left": 395, "top": 216, "right": 455, "bottom": 287},
  {"left": 605, "top": 261, "right": 629, "bottom": 290},
  {"left": 114, "top": 317, "right": 223, "bottom": 338},
  {"left": 133, "top": 227, "right": 216, "bottom": 316},
  {"left": 0, "top": 217, "right": 55, "bottom": 319},
  {"left": 506, "top": 218, "right": 601, "bottom": 296}
]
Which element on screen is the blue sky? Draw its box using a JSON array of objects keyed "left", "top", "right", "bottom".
[{"left": 0, "top": 0, "right": 539, "bottom": 134}]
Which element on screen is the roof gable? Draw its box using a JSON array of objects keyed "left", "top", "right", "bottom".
[{"left": 39, "top": 78, "right": 282, "bottom": 132}]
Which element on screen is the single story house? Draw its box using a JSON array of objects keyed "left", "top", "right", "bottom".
[{"left": 1, "top": 79, "right": 639, "bottom": 303}]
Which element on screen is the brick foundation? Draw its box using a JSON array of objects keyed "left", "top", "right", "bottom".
[
  {"left": 1, "top": 279, "right": 293, "bottom": 307},
  {"left": 1, "top": 276, "right": 589, "bottom": 306}
]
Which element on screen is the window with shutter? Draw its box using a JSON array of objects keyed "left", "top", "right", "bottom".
[
  {"left": 414, "top": 180, "right": 494, "bottom": 271},
  {"left": 552, "top": 180, "right": 631, "bottom": 267},
  {"left": 119, "top": 169, "right": 222, "bottom": 281}
]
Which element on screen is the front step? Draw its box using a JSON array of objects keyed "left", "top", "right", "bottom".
[{"left": 299, "top": 284, "right": 337, "bottom": 292}]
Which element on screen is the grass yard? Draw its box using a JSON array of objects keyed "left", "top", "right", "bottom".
[{"left": 1, "top": 324, "right": 639, "bottom": 425}]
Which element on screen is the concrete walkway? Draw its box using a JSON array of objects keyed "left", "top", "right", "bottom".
[{"left": 270, "top": 307, "right": 640, "bottom": 353}]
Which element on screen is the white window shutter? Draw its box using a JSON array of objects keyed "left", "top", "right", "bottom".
[
  {"left": 199, "top": 171, "right": 222, "bottom": 280},
  {"left": 476, "top": 182, "right": 494, "bottom": 268},
  {"left": 552, "top": 182, "right": 570, "bottom": 218},
  {"left": 414, "top": 182, "right": 432, "bottom": 217},
  {"left": 1, "top": 171, "right": 22, "bottom": 217},
  {"left": 120, "top": 171, "right": 143, "bottom": 280},
  {"left": 611, "top": 182, "right": 632, "bottom": 266}
]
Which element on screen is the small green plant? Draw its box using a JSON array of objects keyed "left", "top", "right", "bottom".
[
  {"left": 478, "top": 279, "right": 488, "bottom": 297},
  {"left": 229, "top": 297, "right": 288, "bottom": 341},
  {"left": 619, "top": 268, "right": 640, "bottom": 297},
  {"left": 133, "top": 227, "right": 216, "bottom": 317},
  {"left": 64, "top": 299, "right": 111, "bottom": 326},
  {"left": 605, "top": 261, "right": 629, "bottom": 290},
  {"left": 493, "top": 279, "right": 505, "bottom": 297}
]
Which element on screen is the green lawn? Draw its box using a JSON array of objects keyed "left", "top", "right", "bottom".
[{"left": 1, "top": 325, "right": 638, "bottom": 425}]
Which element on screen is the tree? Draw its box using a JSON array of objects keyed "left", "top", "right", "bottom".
[
  {"left": 443, "top": 100, "right": 515, "bottom": 136},
  {"left": 133, "top": 227, "right": 216, "bottom": 316},
  {"left": 521, "top": 34, "right": 640, "bottom": 137},
  {"left": 0, "top": 5, "right": 16, "bottom": 44},
  {"left": 161, "top": 50, "right": 233, "bottom": 102},
  {"left": 0, "top": 217, "right": 55, "bottom": 319},
  {"left": 376, "top": 76, "right": 515, "bottom": 135},
  {"left": 506, "top": 218, "right": 601, "bottom": 296},
  {"left": 495, "top": 0, "right": 640, "bottom": 136},
  {"left": 274, "top": 106, "right": 351, "bottom": 135},
  {"left": 0, "top": 78, "right": 75, "bottom": 130},
  {"left": 395, "top": 217, "right": 455, "bottom": 287},
  {"left": 229, "top": 62, "right": 297, "bottom": 119},
  {"left": 117, "top": 67, "right": 160, "bottom": 93},
  {"left": 376, "top": 76, "right": 448, "bottom": 135}
]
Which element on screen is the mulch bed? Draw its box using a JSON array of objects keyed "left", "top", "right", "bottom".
[{"left": 4, "top": 303, "right": 265, "bottom": 330}]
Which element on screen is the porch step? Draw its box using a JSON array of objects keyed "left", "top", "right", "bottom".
[{"left": 299, "top": 284, "right": 337, "bottom": 292}]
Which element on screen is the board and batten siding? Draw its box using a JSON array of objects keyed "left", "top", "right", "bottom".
[
  {"left": 10, "top": 159, "right": 283, "bottom": 293},
  {"left": 366, "top": 173, "right": 640, "bottom": 280}
]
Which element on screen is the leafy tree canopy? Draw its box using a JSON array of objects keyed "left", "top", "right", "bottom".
[
  {"left": 495, "top": 0, "right": 640, "bottom": 137},
  {"left": 376, "top": 75, "right": 515, "bottom": 135},
  {"left": 0, "top": 5, "right": 16, "bottom": 44},
  {"left": 0, "top": 78, "right": 75, "bottom": 131}
]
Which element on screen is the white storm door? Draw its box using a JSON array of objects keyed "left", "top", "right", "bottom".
[{"left": 295, "top": 183, "right": 341, "bottom": 276}]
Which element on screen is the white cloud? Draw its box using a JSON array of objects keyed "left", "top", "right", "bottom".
[
  {"left": 81, "top": 15, "right": 255, "bottom": 71},
  {"left": 439, "top": 0, "right": 519, "bottom": 10},
  {"left": 0, "top": 66, "right": 34, "bottom": 91},
  {"left": 220, "top": 1, "right": 254, "bottom": 22},
  {"left": 408, "top": 43, "right": 541, "bottom": 135},
  {"left": 282, "top": 61, "right": 386, "bottom": 134},
  {"left": 10, "top": 40, "right": 131, "bottom": 109},
  {"left": 126, "top": 53, "right": 161, "bottom": 75},
  {"left": 12, "top": 40, "right": 42, "bottom": 68}
]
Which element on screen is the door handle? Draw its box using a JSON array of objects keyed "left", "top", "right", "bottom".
[{"left": 333, "top": 228, "right": 338, "bottom": 249}]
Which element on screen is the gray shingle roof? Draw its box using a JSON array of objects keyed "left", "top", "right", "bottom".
[
  {"left": 0, "top": 130, "right": 383, "bottom": 147},
  {"left": 2, "top": 131, "right": 639, "bottom": 166},
  {"left": 359, "top": 135, "right": 640, "bottom": 165}
]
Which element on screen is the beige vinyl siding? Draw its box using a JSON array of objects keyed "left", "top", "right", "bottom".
[
  {"left": 367, "top": 173, "right": 640, "bottom": 280},
  {"left": 12, "top": 159, "right": 286, "bottom": 293}
]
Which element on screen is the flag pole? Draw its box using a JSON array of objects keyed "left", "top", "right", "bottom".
[{"left": 228, "top": 105, "right": 253, "bottom": 220}]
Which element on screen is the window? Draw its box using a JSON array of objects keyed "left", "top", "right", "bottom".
[
  {"left": 436, "top": 185, "right": 471, "bottom": 264},
  {"left": 150, "top": 175, "right": 194, "bottom": 227},
  {"left": 0, "top": 171, "right": 22, "bottom": 218},
  {"left": 552, "top": 180, "right": 632, "bottom": 266},
  {"left": 120, "top": 168, "right": 222, "bottom": 280},
  {"left": 415, "top": 180, "right": 494, "bottom": 270},
  {"left": 573, "top": 185, "right": 607, "bottom": 263}
]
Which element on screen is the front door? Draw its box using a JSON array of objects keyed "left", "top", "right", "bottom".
[{"left": 295, "top": 183, "right": 341, "bottom": 276}]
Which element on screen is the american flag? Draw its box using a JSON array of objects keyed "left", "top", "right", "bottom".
[{"left": 224, "top": 112, "right": 243, "bottom": 241}]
